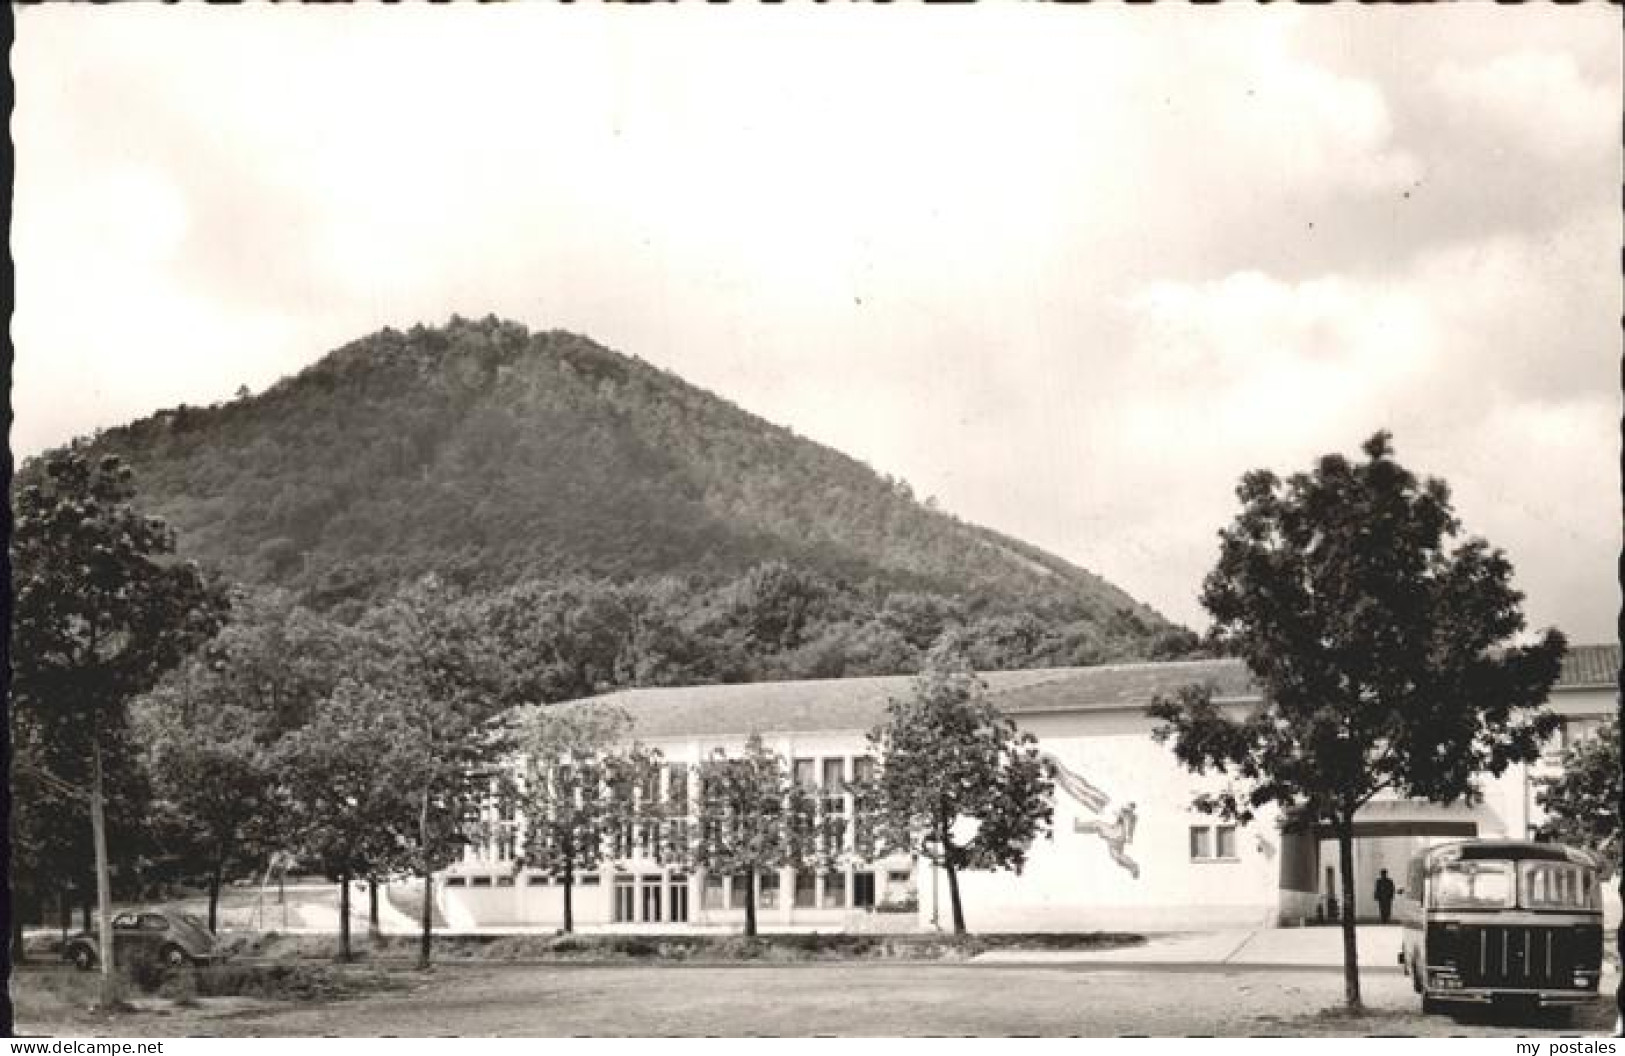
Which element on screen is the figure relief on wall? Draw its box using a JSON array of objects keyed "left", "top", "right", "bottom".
[{"left": 1045, "top": 753, "right": 1140, "bottom": 880}]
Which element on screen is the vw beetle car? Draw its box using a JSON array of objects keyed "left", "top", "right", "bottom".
[{"left": 64, "top": 909, "right": 219, "bottom": 971}]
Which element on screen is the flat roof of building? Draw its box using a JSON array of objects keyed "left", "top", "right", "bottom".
[{"left": 555, "top": 643, "right": 1616, "bottom": 740}]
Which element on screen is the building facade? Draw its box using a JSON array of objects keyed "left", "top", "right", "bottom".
[{"left": 437, "top": 644, "right": 1618, "bottom": 933}]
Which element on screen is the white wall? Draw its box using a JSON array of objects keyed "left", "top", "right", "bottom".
[{"left": 919, "top": 709, "right": 1285, "bottom": 933}]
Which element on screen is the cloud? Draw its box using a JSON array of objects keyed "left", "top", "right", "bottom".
[{"left": 10, "top": 4, "right": 1619, "bottom": 641}]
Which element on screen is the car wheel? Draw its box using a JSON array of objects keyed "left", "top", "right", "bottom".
[
  {"left": 161, "top": 944, "right": 189, "bottom": 969},
  {"left": 71, "top": 946, "right": 96, "bottom": 972}
]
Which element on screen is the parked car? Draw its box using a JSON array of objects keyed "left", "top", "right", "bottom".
[{"left": 64, "top": 909, "right": 219, "bottom": 971}]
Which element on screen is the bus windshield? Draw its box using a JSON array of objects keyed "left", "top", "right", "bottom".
[
  {"left": 1519, "top": 861, "right": 1599, "bottom": 910},
  {"left": 1430, "top": 860, "right": 1514, "bottom": 909}
]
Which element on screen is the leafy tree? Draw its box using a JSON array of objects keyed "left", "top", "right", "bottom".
[
  {"left": 132, "top": 591, "right": 364, "bottom": 930},
  {"left": 962, "top": 613, "right": 1050, "bottom": 671},
  {"left": 512, "top": 703, "right": 632, "bottom": 933},
  {"left": 878, "top": 592, "right": 965, "bottom": 652},
  {"left": 1148, "top": 432, "right": 1564, "bottom": 1010},
  {"left": 865, "top": 639, "right": 1055, "bottom": 934},
  {"left": 351, "top": 577, "right": 513, "bottom": 970},
  {"left": 684, "top": 736, "right": 820, "bottom": 937},
  {"left": 1536, "top": 717, "right": 1620, "bottom": 877},
  {"left": 11, "top": 450, "right": 229, "bottom": 996},
  {"left": 721, "top": 562, "right": 831, "bottom": 654},
  {"left": 278, "top": 680, "right": 419, "bottom": 961},
  {"left": 9, "top": 722, "right": 87, "bottom": 961},
  {"left": 133, "top": 682, "right": 281, "bottom": 933}
]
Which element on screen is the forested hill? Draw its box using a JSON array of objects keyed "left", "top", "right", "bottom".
[{"left": 73, "top": 316, "right": 1195, "bottom": 673}]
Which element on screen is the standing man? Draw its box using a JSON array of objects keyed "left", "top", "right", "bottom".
[{"left": 1374, "top": 868, "right": 1396, "bottom": 924}]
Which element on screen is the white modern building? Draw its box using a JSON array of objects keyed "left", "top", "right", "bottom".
[{"left": 438, "top": 643, "right": 1618, "bottom": 933}]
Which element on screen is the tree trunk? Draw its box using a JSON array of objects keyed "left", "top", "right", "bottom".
[
  {"left": 368, "top": 879, "right": 381, "bottom": 939},
  {"left": 418, "top": 868, "right": 434, "bottom": 971},
  {"left": 208, "top": 857, "right": 224, "bottom": 934},
  {"left": 944, "top": 860, "right": 966, "bottom": 936},
  {"left": 12, "top": 892, "right": 28, "bottom": 965},
  {"left": 90, "top": 726, "right": 115, "bottom": 1001},
  {"left": 1335, "top": 817, "right": 1362, "bottom": 1010},
  {"left": 563, "top": 874, "right": 574, "bottom": 934},
  {"left": 338, "top": 869, "right": 353, "bottom": 963},
  {"left": 742, "top": 873, "right": 757, "bottom": 938},
  {"left": 417, "top": 789, "right": 433, "bottom": 971}
]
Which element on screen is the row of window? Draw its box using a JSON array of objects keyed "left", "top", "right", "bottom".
[
  {"left": 515, "top": 755, "right": 877, "bottom": 806},
  {"left": 474, "top": 823, "right": 1247, "bottom": 871},
  {"left": 445, "top": 873, "right": 607, "bottom": 889},
  {"left": 791, "top": 756, "right": 876, "bottom": 792},
  {"left": 447, "top": 868, "right": 914, "bottom": 914}
]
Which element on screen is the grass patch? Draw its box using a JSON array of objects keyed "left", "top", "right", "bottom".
[{"left": 17, "top": 968, "right": 136, "bottom": 1014}]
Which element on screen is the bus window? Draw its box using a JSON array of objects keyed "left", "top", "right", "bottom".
[
  {"left": 1430, "top": 860, "right": 1513, "bottom": 909},
  {"left": 1520, "top": 861, "right": 1599, "bottom": 910}
]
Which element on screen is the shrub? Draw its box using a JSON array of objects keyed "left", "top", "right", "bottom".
[
  {"left": 157, "top": 968, "right": 199, "bottom": 1007},
  {"left": 190, "top": 963, "right": 397, "bottom": 1002},
  {"left": 610, "top": 937, "right": 657, "bottom": 957},
  {"left": 122, "top": 948, "right": 177, "bottom": 994}
]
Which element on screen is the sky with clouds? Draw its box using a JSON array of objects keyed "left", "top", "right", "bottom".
[{"left": 12, "top": 6, "right": 1620, "bottom": 641}]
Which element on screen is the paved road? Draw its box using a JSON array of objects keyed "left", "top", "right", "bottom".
[{"left": 16, "top": 961, "right": 1613, "bottom": 1037}]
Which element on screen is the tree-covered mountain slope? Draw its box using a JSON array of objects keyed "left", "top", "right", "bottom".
[{"left": 72, "top": 316, "right": 1191, "bottom": 664}]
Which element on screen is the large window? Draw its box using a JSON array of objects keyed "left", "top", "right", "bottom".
[
  {"left": 853, "top": 871, "right": 876, "bottom": 909},
  {"left": 1430, "top": 861, "right": 1514, "bottom": 909},
  {"left": 614, "top": 875, "right": 636, "bottom": 923},
  {"left": 1546, "top": 717, "right": 1606, "bottom": 761},
  {"left": 794, "top": 871, "right": 817, "bottom": 909},
  {"left": 759, "top": 871, "right": 780, "bottom": 910},
  {"left": 641, "top": 876, "right": 663, "bottom": 922},
  {"left": 793, "top": 758, "right": 817, "bottom": 791},
  {"left": 1520, "top": 862, "right": 1599, "bottom": 910},
  {"left": 822, "top": 758, "right": 845, "bottom": 790},
  {"left": 702, "top": 873, "right": 724, "bottom": 910},
  {"left": 822, "top": 871, "right": 846, "bottom": 909},
  {"left": 729, "top": 874, "right": 751, "bottom": 910},
  {"left": 668, "top": 875, "right": 690, "bottom": 923}
]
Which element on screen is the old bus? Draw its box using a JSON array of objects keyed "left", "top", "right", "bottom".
[{"left": 1398, "top": 839, "right": 1604, "bottom": 1014}]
